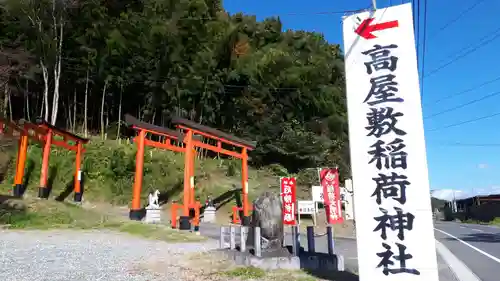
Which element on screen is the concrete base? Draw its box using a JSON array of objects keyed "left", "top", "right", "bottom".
[
  {"left": 38, "top": 187, "right": 49, "bottom": 199},
  {"left": 13, "top": 184, "right": 24, "bottom": 197},
  {"left": 241, "top": 216, "right": 251, "bottom": 226},
  {"left": 129, "top": 209, "right": 144, "bottom": 221},
  {"left": 74, "top": 192, "right": 83, "bottom": 202},
  {"left": 202, "top": 206, "right": 216, "bottom": 223},
  {"left": 219, "top": 249, "right": 345, "bottom": 272},
  {"left": 220, "top": 249, "right": 299, "bottom": 270},
  {"left": 179, "top": 216, "right": 191, "bottom": 230},
  {"left": 144, "top": 208, "right": 161, "bottom": 224}
]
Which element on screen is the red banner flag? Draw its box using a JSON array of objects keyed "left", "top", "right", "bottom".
[
  {"left": 280, "top": 177, "right": 297, "bottom": 225},
  {"left": 319, "top": 168, "right": 343, "bottom": 224}
]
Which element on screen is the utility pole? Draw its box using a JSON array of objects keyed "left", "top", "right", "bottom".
[{"left": 452, "top": 190, "right": 457, "bottom": 212}]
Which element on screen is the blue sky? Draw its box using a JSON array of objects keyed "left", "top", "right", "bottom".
[{"left": 224, "top": 0, "right": 500, "bottom": 199}]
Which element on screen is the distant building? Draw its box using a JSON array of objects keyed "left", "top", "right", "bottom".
[{"left": 452, "top": 194, "right": 500, "bottom": 222}]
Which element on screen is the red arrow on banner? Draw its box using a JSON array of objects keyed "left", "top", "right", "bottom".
[{"left": 355, "top": 18, "right": 399, "bottom": 39}]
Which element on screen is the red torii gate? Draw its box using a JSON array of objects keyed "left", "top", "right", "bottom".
[
  {"left": 0, "top": 118, "right": 41, "bottom": 196},
  {"left": 0, "top": 118, "right": 89, "bottom": 201},
  {"left": 29, "top": 119, "right": 89, "bottom": 201},
  {"left": 170, "top": 117, "right": 256, "bottom": 228},
  {"left": 125, "top": 114, "right": 192, "bottom": 221},
  {"left": 125, "top": 114, "right": 256, "bottom": 230}
]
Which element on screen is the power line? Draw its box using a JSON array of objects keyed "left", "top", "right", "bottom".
[
  {"left": 0, "top": 8, "right": 369, "bottom": 23},
  {"left": 424, "top": 89, "right": 500, "bottom": 119},
  {"left": 427, "top": 111, "right": 500, "bottom": 132},
  {"left": 429, "top": 142, "right": 500, "bottom": 147},
  {"left": 437, "top": 25, "right": 500, "bottom": 65},
  {"left": 424, "top": 74, "right": 500, "bottom": 105},
  {"left": 424, "top": 25, "right": 500, "bottom": 78},
  {"left": 426, "top": 0, "right": 487, "bottom": 41}
]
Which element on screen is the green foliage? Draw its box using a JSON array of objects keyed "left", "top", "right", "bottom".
[
  {"left": 226, "top": 161, "right": 238, "bottom": 177},
  {"left": 222, "top": 267, "right": 266, "bottom": 279},
  {"left": 267, "top": 164, "right": 288, "bottom": 177},
  {"left": 443, "top": 206, "right": 454, "bottom": 221},
  {"left": 0, "top": 0, "right": 350, "bottom": 177},
  {"left": 0, "top": 139, "right": 278, "bottom": 206}
]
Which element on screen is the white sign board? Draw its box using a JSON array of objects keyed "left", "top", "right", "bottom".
[
  {"left": 342, "top": 3, "right": 438, "bottom": 281},
  {"left": 298, "top": 200, "right": 316, "bottom": 214},
  {"left": 311, "top": 186, "right": 323, "bottom": 202},
  {"left": 313, "top": 185, "right": 348, "bottom": 202}
]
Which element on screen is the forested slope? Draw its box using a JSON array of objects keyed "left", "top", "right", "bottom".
[{"left": 0, "top": 0, "right": 349, "bottom": 176}]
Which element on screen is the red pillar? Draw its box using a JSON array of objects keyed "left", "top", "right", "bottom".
[
  {"left": 241, "top": 147, "right": 250, "bottom": 225},
  {"left": 13, "top": 134, "right": 28, "bottom": 197},
  {"left": 38, "top": 130, "right": 52, "bottom": 199},
  {"left": 190, "top": 147, "right": 195, "bottom": 206},
  {"left": 180, "top": 130, "right": 194, "bottom": 230},
  {"left": 73, "top": 142, "right": 83, "bottom": 202},
  {"left": 130, "top": 130, "right": 146, "bottom": 220}
]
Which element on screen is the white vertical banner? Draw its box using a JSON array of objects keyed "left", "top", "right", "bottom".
[{"left": 342, "top": 3, "right": 438, "bottom": 281}]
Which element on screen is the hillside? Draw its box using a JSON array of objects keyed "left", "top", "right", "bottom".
[
  {"left": 0, "top": 0, "right": 350, "bottom": 178},
  {"left": 0, "top": 138, "right": 286, "bottom": 210}
]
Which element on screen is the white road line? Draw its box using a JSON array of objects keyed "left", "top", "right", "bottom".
[
  {"left": 435, "top": 228, "right": 500, "bottom": 263},
  {"left": 435, "top": 239, "right": 481, "bottom": 281},
  {"left": 471, "top": 228, "right": 485, "bottom": 233}
]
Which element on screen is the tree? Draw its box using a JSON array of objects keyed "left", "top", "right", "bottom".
[{"left": 0, "top": 0, "right": 351, "bottom": 175}]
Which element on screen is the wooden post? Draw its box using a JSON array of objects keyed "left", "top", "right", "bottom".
[
  {"left": 190, "top": 147, "right": 196, "bottom": 206},
  {"left": 230, "top": 225, "right": 236, "bottom": 249},
  {"left": 73, "top": 142, "right": 83, "bottom": 202},
  {"left": 130, "top": 129, "right": 145, "bottom": 220},
  {"left": 193, "top": 201, "right": 200, "bottom": 234},
  {"left": 307, "top": 226, "right": 315, "bottom": 253},
  {"left": 171, "top": 203, "right": 178, "bottom": 229},
  {"left": 327, "top": 226, "right": 335, "bottom": 255},
  {"left": 241, "top": 147, "right": 250, "bottom": 225},
  {"left": 219, "top": 226, "right": 226, "bottom": 249},
  {"left": 38, "top": 129, "right": 52, "bottom": 199},
  {"left": 313, "top": 201, "right": 318, "bottom": 226},
  {"left": 254, "top": 227, "right": 262, "bottom": 257},
  {"left": 180, "top": 130, "right": 194, "bottom": 230},
  {"left": 297, "top": 204, "right": 301, "bottom": 226},
  {"left": 240, "top": 226, "right": 248, "bottom": 252}
]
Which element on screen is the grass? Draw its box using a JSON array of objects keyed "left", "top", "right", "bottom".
[
  {"left": 221, "top": 267, "right": 267, "bottom": 279},
  {"left": 0, "top": 138, "right": 284, "bottom": 207},
  {"left": 0, "top": 137, "right": 324, "bottom": 242},
  {"left": 220, "top": 267, "right": 319, "bottom": 281},
  {"left": 185, "top": 252, "right": 334, "bottom": 281},
  {"left": 463, "top": 217, "right": 500, "bottom": 226},
  {"left": 0, "top": 198, "right": 205, "bottom": 242}
]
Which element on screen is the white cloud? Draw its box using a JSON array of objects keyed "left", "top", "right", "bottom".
[
  {"left": 431, "top": 189, "right": 470, "bottom": 201},
  {"left": 478, "top": 163, "right": 488, "bottom": 169},
  {"left": 431, "top": 186, "right": 500, "bottom": 201}
]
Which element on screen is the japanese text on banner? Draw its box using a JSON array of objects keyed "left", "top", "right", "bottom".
[
  {"left": 319, "top": 168, "right": 343, "bottom": 224},
  {"left": 280, "top": 177, "right": 296, "bottom": 225}
]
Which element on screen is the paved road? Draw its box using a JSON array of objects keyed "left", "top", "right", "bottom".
[
  {"left": 435, "top": 221, "right": 500, "bottom": 281},
  {"left": 288, "top": 232, "right": 458, "bottom": 280},
  {"left": 201, "top": 222, "right": 457, "bottom": 280}
]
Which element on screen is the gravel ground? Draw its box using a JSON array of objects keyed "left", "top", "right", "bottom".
[{"left": 0, "top": 229, "right": 220, "bottom": 281}]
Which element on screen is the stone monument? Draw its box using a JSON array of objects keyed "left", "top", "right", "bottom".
[
  {"left": 144, "top": 190, "right": 161, "bottom": 224},
  {"left": 246, "top": 191, "right": 286, "bottom": 254}
]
